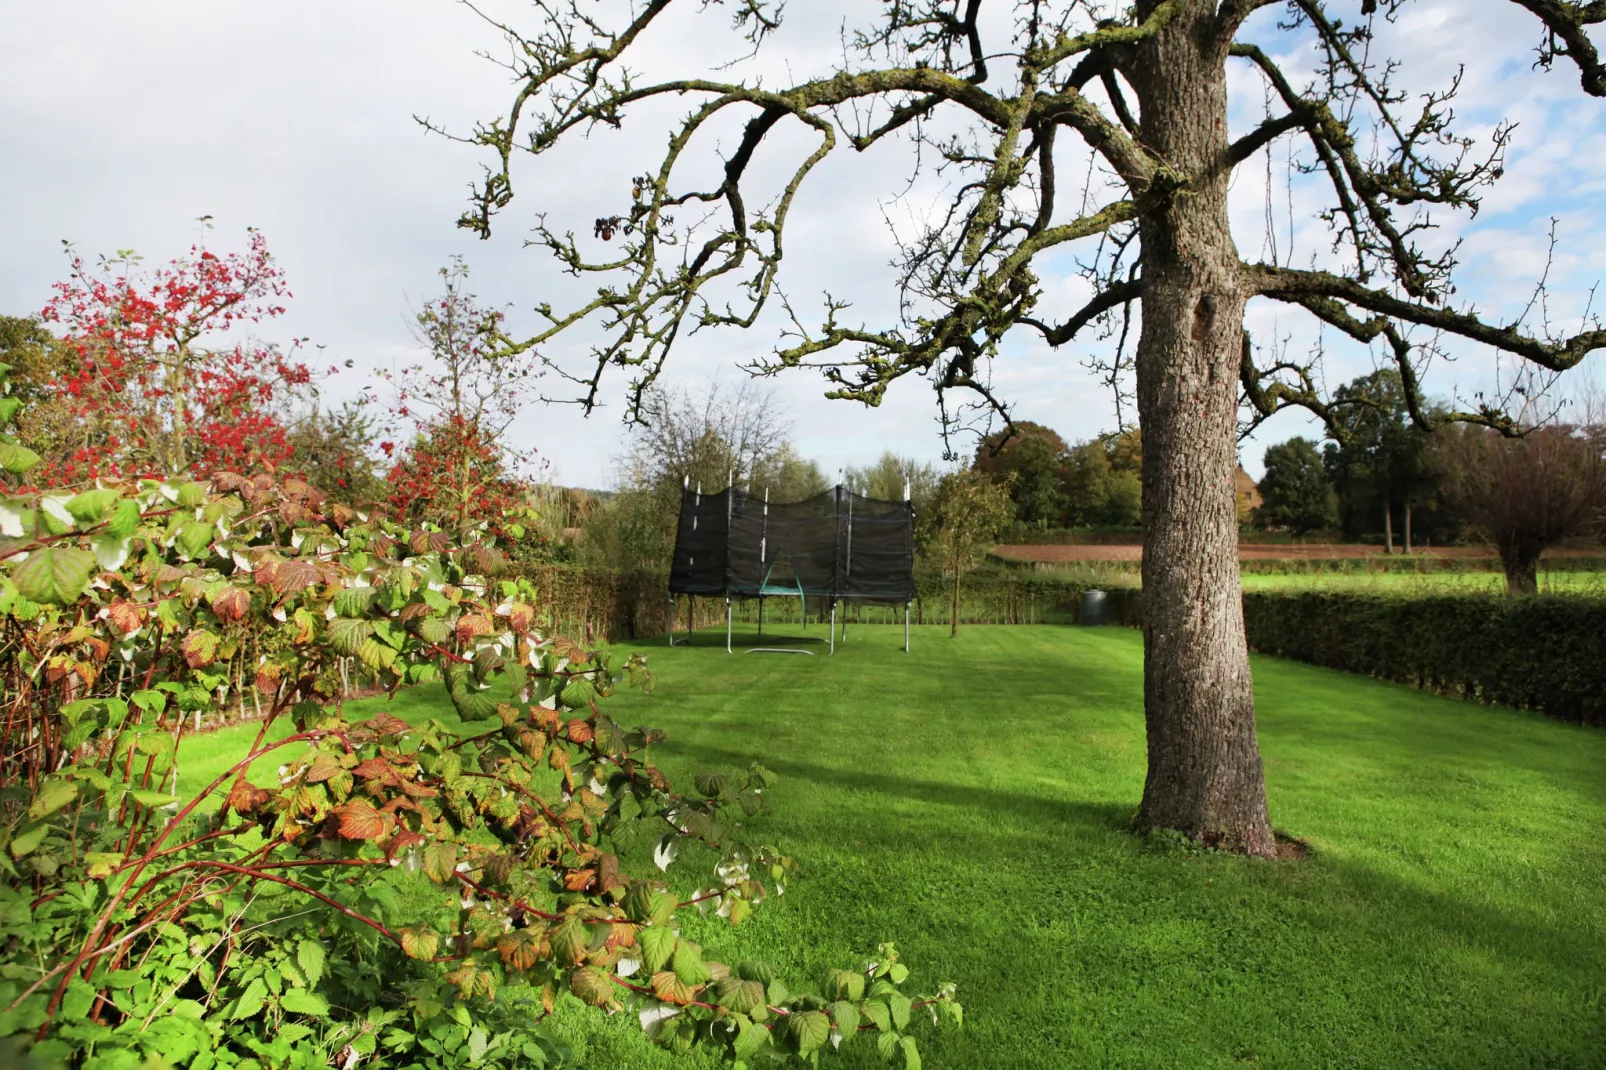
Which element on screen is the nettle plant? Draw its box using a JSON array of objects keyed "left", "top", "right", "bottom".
[{"left": 0, "top": 368, "right": 957, "bottom": 1069}]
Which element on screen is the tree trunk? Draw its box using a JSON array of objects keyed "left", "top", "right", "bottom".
[
  {"left": 950, "top": 569, "right": 960, "bottom": 638},
  {"left": 1128, "top": 8, "right": 1276, "bottom": 857},
  {"left": 1383, "top": 502, "right": 1394, "bottom": 554},
  {"left": 1500, "top": 539, "right": 1542, "bottom": 595},
  {"left": 1403, "top": 499, "right": 1413, "bottom": 554}
]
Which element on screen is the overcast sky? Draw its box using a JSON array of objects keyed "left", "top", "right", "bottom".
[{"left": 2, "top": 1, "right": 1602, "bottom": 487}]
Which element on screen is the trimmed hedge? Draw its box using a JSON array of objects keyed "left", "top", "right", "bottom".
[{"left": 1241, "top": 592, "right": 1606, "bottom": 727}]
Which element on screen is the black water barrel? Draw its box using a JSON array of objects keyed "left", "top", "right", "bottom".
[{"left": 1080, "top": 589, "right": 1108, "bottom": 626}]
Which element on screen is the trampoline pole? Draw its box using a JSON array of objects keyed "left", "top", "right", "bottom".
[
  {"left": 687, "top": 595, "right": 693, "bottom": 646},
  {"left": 758, "top": 596, "right": 764, "bottom": 639},
  {"left": 829, "top": 603, "right": 835, "bottom": 656},
  {"left": 904, "top": 602, "right": 910, "bottom": 653},
  {"left": 726, "top": 598, "right": 732, "bottom": 654}
]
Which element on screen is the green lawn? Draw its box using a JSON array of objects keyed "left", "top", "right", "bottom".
[
  {"left": 1239, "top": 569, "right": 1606, "bottom": 595},
  {"left": 177, "top": 626, "right": 1606, "bottom": 1068}
]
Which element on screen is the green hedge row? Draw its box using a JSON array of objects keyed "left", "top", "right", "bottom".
[{"left": 1240, "top": 591, "right": 1606, "bottom": 727}]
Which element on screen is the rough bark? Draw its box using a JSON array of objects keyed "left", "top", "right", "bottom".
[
  {"left": 1404, "top": 499, "right": 1413, "bottom": 554},
  {"left": 1383, "top": 503, "right": 1394, "bottom": 554},
  {"left": 1129, "top": 5, "right": 1276, "bottom": 858}
]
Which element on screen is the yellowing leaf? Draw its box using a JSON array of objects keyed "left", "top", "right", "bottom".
[{"left": 336, "top": 798, "right": 387, "bottom": 840}]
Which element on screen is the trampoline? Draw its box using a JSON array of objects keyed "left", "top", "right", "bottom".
[{"left": 667, "top": 479, "right": 917, "bottom": 653}]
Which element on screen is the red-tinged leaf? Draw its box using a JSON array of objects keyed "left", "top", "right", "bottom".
[
  {"left": 596, "top": 852, "right": 623, "bottom": 894},
  {"left": 224, "top": 776, "right": 271, "bottom": 817},
  {"left": 209, "top": 585, "right": 251, "bottom": 623},
  {"left": 383, "top": 827, "right": 426, "bottom": 860},
  {"left": 562, "top": 868, "right": 597, "bottom": 893},
  {"left": 443, "top": 962, "right": 495, "bottom": 1000},
  {"left": 422, "top": 840, "right": 458, "bottom": 884},
  {"left": 651, "top": 970, "right": 696, "bottom": 1006},
  {"left": 336, "top": 798, "right": 387, "bottom": 840},
  {"left": 566, "top": 719, "right": 594, "bottom": 745},
  {"left": 569, "top": 966, "right": 615, "bottom": 1007},
  {"left": 303, "top": 752, "right": 344, "bottom": 783},
  {"left": 351, "top": 757, "right": 396, "bottom": 782},
  {"left": 362, "top": 713, "right": 411, "bottom": 739},
  {"left": 455, "top": 613, "right": 494, "bottom": 644},
  {"left": 257, "top": 557, "right": 321, "bottom": 597},
  {"left": 506, "top": 602, "right": 534, "bottom": 631},
  {"left": 254, "top": 664, "right": 283, "bottom": 695},
  {"left": 180, "top": 629, "right": 220, "bottom": 669},
  {"left": 400, "top": 926, "right": 440, "bottom": 960},
  {"left": 496, "top": 926, "right": 547, "bottom": 972},
  {"left": 103, "top": 601, "right": 145, "bottom": 635}
]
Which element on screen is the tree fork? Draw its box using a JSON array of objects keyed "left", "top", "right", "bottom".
[{"left": 1129, "top": 1, "right": 1275, "bottom": 857}]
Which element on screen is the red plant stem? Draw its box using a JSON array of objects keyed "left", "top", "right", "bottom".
[{"left": 45, "top": 728, "right": 335, "bottom": 1032}]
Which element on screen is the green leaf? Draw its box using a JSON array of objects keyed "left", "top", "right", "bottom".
[
  {"left": 128, "top": 790, "right": 177, "bottom": 808},
  {"left": 900, "top": 1035, "right": 922, "bottom": 1070},
  {"left": 671, "top": 941, "right": 712, "bottom": 986},
  {"left": 640, "top": 927, "right": 677, "bottom": 975},
  {"left": 861, "top": 1000, "right": 891, "bottom": 1033},
  {"left": 889, "top": 962, "right": 910, "bottom": 984},
  {"left": 830, "top": 1000, "right": 860, "bottom": 1040},
  {"left": 28, "top": 780, "right": 78, "bottom": 820},
  {"left": 59, "top": 979, "right": 96, "bottom": 1022},
  {"left": 357, "top": 637, "right": 398, "bottom": 675},
  {"left": 0, "top": 397, "right": 21, "bottom": 427},
  {"left": 297, "top": 939, "right": 325, "bottom": 987},
  {"left": 105, "top": 498, "right": 140, "bottom": 539},
  {"left": 279, "top": 988, "right": 329, "bottom": 1017},
  {"left": 550, "top": 915, "right": 586, "bottom": 966},
  {"left": 715, "top": 978, "right": 767, "bottom": 1016},
  {"left": 467, "top": 1025, "right": 489, "bottom": 1064},
  {"left": 736, "top": 960, "right": 776, "bottom": 985},
  {"left": 177, "top": 481, "right": 210, "bottom": 508},
  {"left": 648, "top": 890, "right": 678, "bottom": 928},
  {"left": 559, "top": 675, "right": 596, "bottom": 709},
  {"left": 8, "top": 822, "right": 47, "bottom": 859},
  {"left": 0, "top": 440, "right": 40, "bottom": 475},
  {"left": 733, "top": 1017, "right": 769, "bottom": 1059},
  {"left": 824, "top": 968, "right": 865, "bottom": 1002},
  {"left": 231, "top": 978, "right": 268, "bottom": 1020},
  {"left": 12, "top": 546, "right": 94, "bottom": 605},
  {"left": 787, "top": 1010, "right": 830, "bottom": 1055},
  {"left": 327, "top": 618, "right": 374, "bottom": 656},
  {"left": 65, "top": 489, "right": 121, "bottom": 527},
  {"left": 333, "top": 586, "right": 378, "bottom": 617},
  {"left": 887, "top": 992, "right": 912, "bottom": 1031},
  {"left": 176, "top": 520, "right": 214, "bottom": 560}
]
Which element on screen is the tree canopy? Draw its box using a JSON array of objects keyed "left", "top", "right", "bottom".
[{"left": 442, "top": 0, "right": 1606, "bottom": 854}]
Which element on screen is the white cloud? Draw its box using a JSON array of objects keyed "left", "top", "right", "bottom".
[{"left": 2, "top": 1, "right": 1602, "bottom": 487}]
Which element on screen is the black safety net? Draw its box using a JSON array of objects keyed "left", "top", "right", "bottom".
[{"left": 669, "top": 485, "right": 915, "bottom": 602}]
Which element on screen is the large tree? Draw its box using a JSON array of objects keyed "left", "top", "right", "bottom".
[
  {"left": 446, "top": 1, "right": 1606, "bottom": 855},
  {"left": 1322, "top": 369, "right": 1434, "bottom": 551},
  {"left": 1435, "top": 421, "right": 1606, "bottom": 593},
  {"left": 1256, "top": 437, "right": 1337, "bottom": 536}
]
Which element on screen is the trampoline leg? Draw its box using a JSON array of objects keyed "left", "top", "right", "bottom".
[
  {"left": 829, "top": 604, "right": 835, "bottom": 656},
  {"left": 904, "top": 602, "right": 910, "bottom": 653},
  {"left": 758, "top": 596, "right": 763, "bottom": 639},
  {"left": 726, "top": 598, "right": 732, "bottom": 654}
]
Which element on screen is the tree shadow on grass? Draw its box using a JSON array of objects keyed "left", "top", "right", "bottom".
[{"left": 667, "top": 740, "right": 1136, "bottom": 835}]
